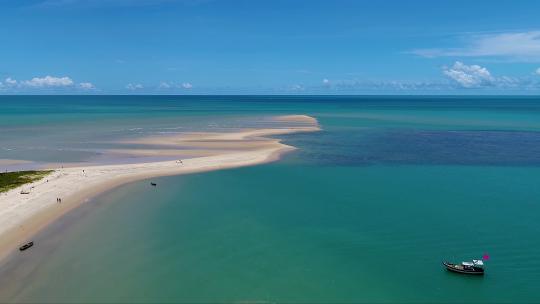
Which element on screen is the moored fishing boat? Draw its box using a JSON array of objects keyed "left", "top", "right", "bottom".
[{"left": 443, "top": 259, "right": 485, "bottom": 275}]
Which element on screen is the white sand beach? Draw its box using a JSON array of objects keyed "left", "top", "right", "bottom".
[{"left": 0, "top": 115, "right": 319, "bottom": 261}]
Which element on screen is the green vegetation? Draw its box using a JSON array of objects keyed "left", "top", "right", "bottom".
[{"left": 0, "top": 170, "right": 53, "bottom": 193}]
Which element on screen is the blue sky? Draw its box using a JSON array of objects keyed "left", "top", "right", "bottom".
[{"left": 1, "top": 0, "right": 540, "bottom": 94}]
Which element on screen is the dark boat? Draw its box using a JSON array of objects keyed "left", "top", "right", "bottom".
[
  {"left": 443, "top": 259, "right": 484, "bottom": 275},
  {"left": 150, "top": 182, "right": 157, "bottom": 186},
  {"left": 19, "top": 241, "right": 34, "bottom": 251}
]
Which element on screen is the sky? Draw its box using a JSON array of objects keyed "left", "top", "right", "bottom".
[{"left": 1, "top": 0, "right": 540, "bottom": 94}]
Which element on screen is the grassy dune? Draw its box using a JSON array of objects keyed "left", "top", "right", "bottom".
[{"left": 0, "top": 171, "right": 53, "bottom": 193}]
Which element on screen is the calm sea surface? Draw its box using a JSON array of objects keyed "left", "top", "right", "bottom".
[{"left": 1, "top": 96, "right": 540, "bottom": 303}]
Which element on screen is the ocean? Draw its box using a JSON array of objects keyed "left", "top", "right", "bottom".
[{"left": 1, "top": 95, "right": 540, "bottom": 303}]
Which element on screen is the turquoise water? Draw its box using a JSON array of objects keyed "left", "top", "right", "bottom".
[{"left": 1, "top": 96, "right": 540, "bottom": 303}]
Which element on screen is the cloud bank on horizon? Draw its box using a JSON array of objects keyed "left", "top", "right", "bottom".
[
  {"left": 1, "top": 0, "right": 540, "bottom": 94},
  {"left": 0, "top": 76, "right": 95, "bottom": 92}
]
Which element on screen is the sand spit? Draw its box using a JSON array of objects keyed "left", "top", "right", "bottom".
[{"left": 0, "top": 115, "right": 319, "bottom": 262}]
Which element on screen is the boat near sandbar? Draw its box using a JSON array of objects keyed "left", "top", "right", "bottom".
[
  {"left": 443, "top": 259, "right": 485, "bottom": 275},
  {"left": 19, "top": 241, "right": 34, "bottom": 251}
]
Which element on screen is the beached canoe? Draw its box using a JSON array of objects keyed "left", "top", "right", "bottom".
[{"left": 19, "top": 241, "right": 34, "bottom": 251}]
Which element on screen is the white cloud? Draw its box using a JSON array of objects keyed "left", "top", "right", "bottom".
[
  {"left": 0, "top": 75, "right": 95, "bottom": 92},
  {"left": 5, "top": 77, "right": 17, "bottom": 86},
  {"left": 22, "top": 75, "right": 74, "bottom": 87},
  {"left": 536, "top": 68, "right": 540, "bottom": 76},
  {"left": 443, "top": 61, "right": 494, "bottom": 88},
  {"left": 290, "top": 84, "right": 304, "bottom": 91},
  {"left": 322, "top": 78, "right": 330, "bottom": 85},
  {"left": 79, "top": 82, "right": 95, "bottom": 89},
  {"left": 320, "top": 79, "right": 447, "bottom": 91},
  {"left": 413, "top": 31, "right": 540, "bottom": 61},
  {"left": 126, "top": 83, "right": 144, "bottom": 90},
  {"left": 158, "top": 82, "right": 171, "bottom": 89},
  {"left": 157, "top": 81, "right": 192, "bottom": 89},
  {"left": 440, "top": 61, "right": 540, "bottom": 89}
]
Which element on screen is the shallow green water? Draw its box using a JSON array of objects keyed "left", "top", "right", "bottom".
[{"left": 1, "top": 96, "right": 540, "bottom": 303}]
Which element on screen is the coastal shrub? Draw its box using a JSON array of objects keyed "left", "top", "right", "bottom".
[{"left": 0, "top": 170, "right": 52, "bottom": 193}]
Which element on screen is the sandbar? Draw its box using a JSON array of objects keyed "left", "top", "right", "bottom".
[{"left": 0, "top": 115, "right": 320, "bottom": 262}]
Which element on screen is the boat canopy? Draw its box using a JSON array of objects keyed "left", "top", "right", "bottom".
[
  {"left": 473, "top": 260, "right": 484, "bottom": 266},
  {"left": 461, "top": 260, "right": 484, "bottom": 267}
]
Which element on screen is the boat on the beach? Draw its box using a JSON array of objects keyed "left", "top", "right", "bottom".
[
  {"left": 443, "top": 259, "right": 484, "bottom": 275},
  {"left": 19, "top": 241, "right": 34, "bottom": 251},
  {"left": 20, "top": 189, "right": 30, "bottom": 194},
  {"left": 150, "top": 182, "right": 157, "bottom": 186}
]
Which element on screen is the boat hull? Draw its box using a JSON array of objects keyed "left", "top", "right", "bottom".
[{"left": 443, "top": 261, "right": 484, "bottom": 275}]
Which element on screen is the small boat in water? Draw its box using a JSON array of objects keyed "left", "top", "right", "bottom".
[
  {"left": 19, "top": 241, "right": 34, "bottom": 251},
  {"left": 150, "top": 182, "right": 157, "bottom": 186},
  {"left": 443, "top": 259, "right": 485, "bottom": 275}
]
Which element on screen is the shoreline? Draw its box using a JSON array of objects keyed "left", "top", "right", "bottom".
[{"left": 0, "top": 115, "right": 320, "bottom": 263}]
